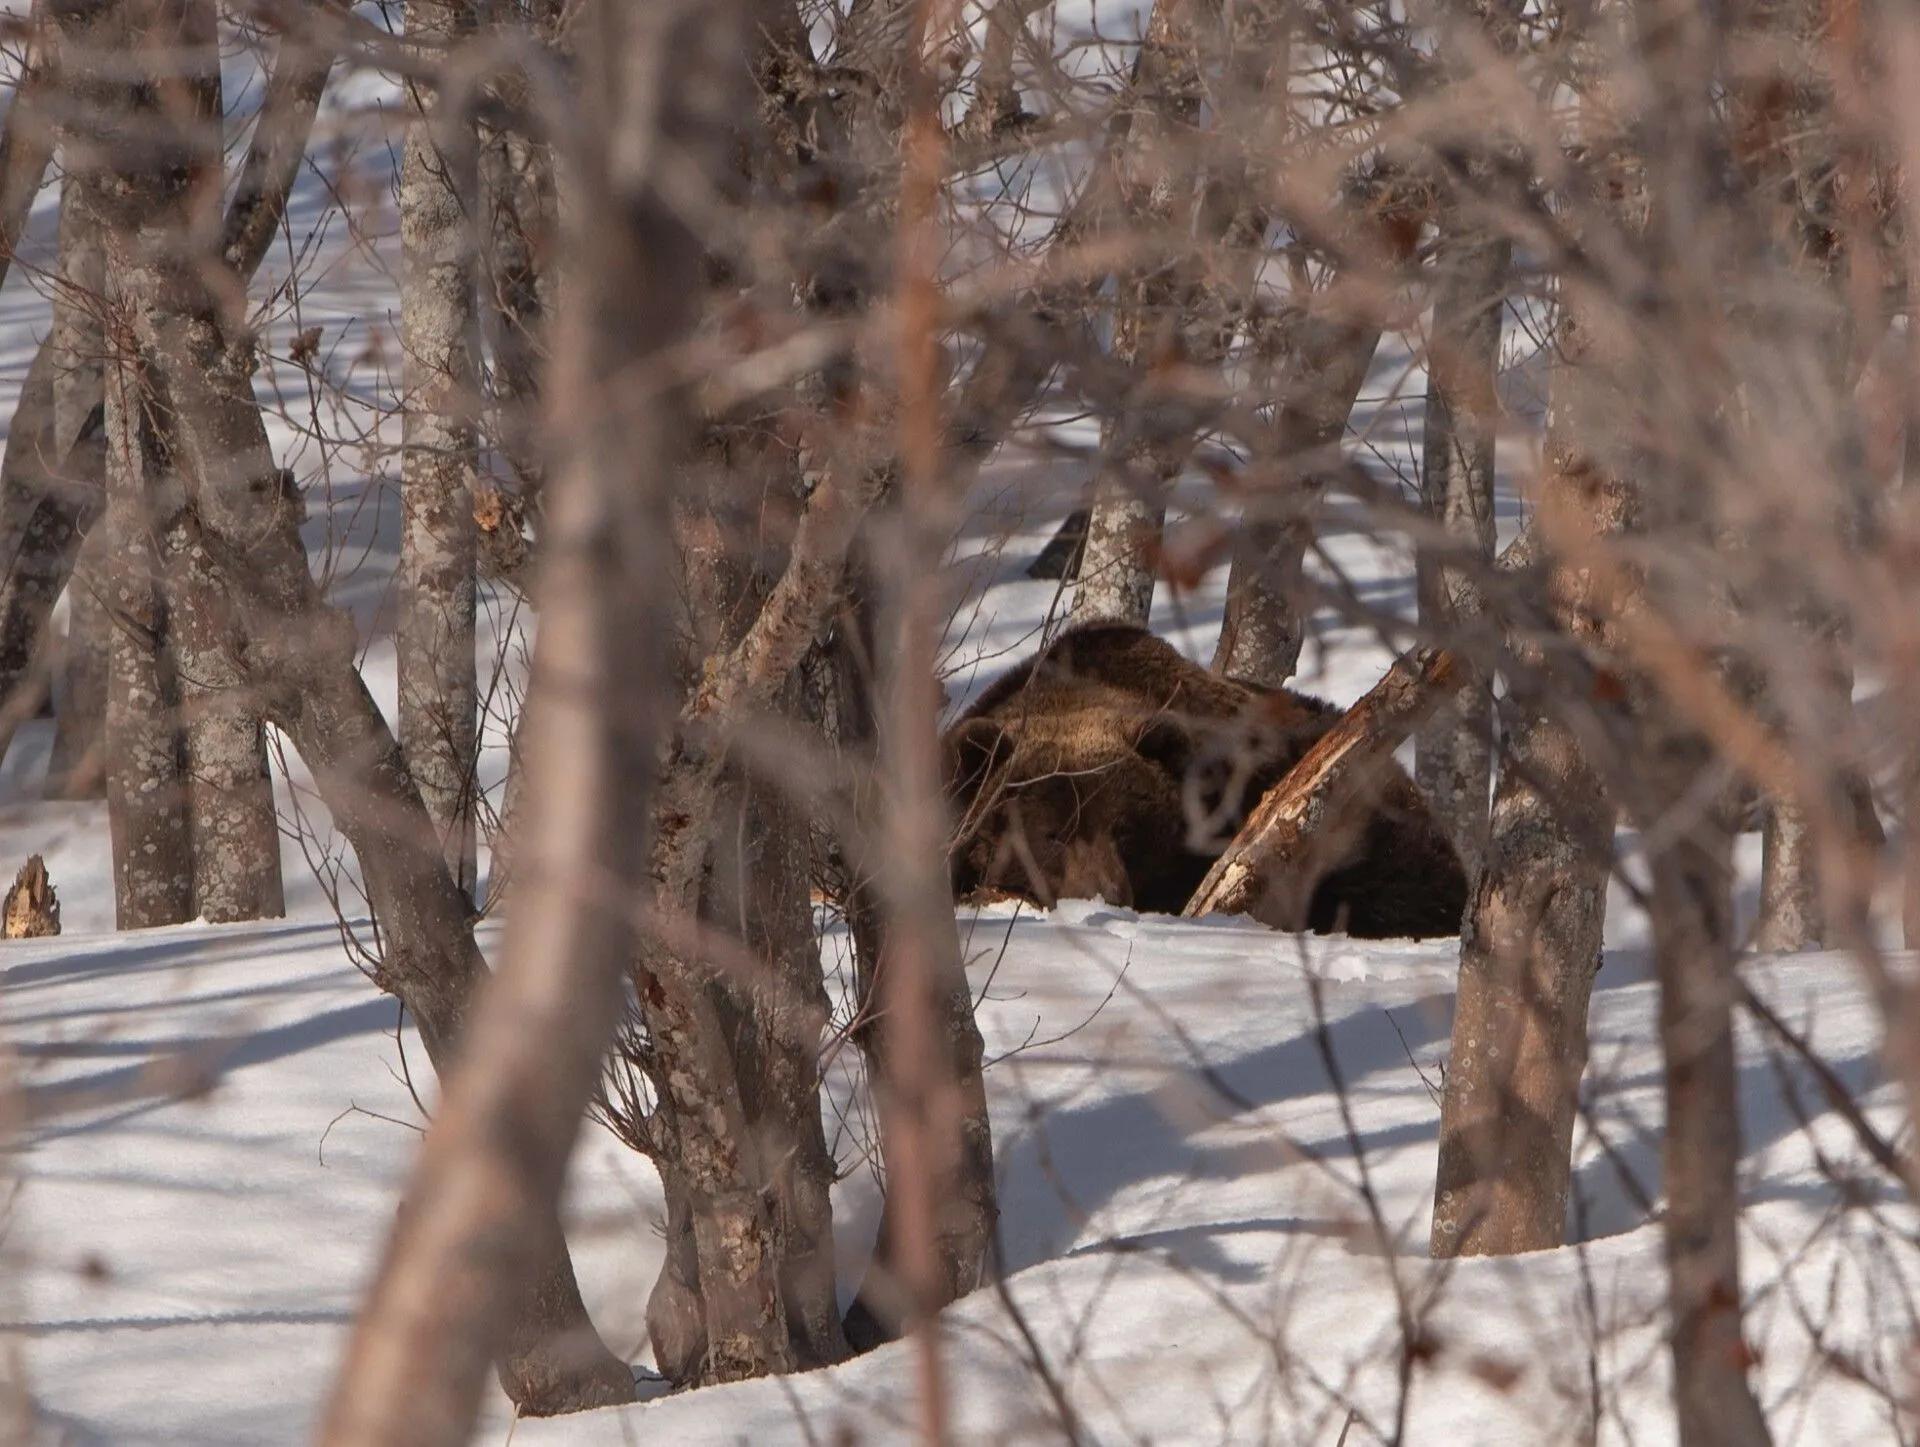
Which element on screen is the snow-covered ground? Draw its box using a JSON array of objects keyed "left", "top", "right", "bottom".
[
  {"left": 1, "top": 33, "right": 1916, "bottom": 1447},
  {"left": 6, "top": 897, "right": 1916, "bottom": 1444}
]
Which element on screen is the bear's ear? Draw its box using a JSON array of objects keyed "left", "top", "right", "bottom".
[
  {"left": 946, "top": 717, "right": 1015, "bottom": 810},
  {"left": 1132, "top": 713, "right": 1195, "bottom": 778}
]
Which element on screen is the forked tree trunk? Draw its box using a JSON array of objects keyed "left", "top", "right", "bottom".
[
  {"left": 1415, "top": 230, "right": 1508, "bottom": 885},
  {"left": 145, "top": 2, "right": 283, "bottom": 923},
  {"left": 0, "top": 4, "right": 329, "bottom": 755},
  {"left": 98, "top": 299, "right": 192, "bottom": 929},
  {"left": 398, "top": 0, "right": 480, "bottom": 900},
  {"left": 93, "top": 0, "right": 630, "bottom": 1418}
]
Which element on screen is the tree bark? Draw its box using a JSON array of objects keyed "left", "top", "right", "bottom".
[
  {"left": 398, "top": 0, "right": 480, "bottom": 900},
  {"left": 218, "top": 21, "right": 335, "bottom": 283},
  {"left": 0, "top": 3, "right": 331, "bottom": 752},
  {"left": 1068, "top": 0, "right": 1206, "bottom": 629},
  {"left": 1431, "top": 688, "right": 1611, "bottom": 1256},
  {"left": 1430, "top": 297, "right": 1625, "bottom": 1259},
  {"left": 90, "top": 0, "right": 631, "bottom": 1420},
  {"left": 44, "top": 173, "right": 109, "bottom": 797},
  {"left": 1415, "top": 230, "right": 1508, "bottom": 885},
  {"left": 0, "top": 0, "right": 55, "bottom": 299},
  {"left": 98, "top": 289, "right": 192, "bottom": 930},
  {"left": 0, "top": 341, "right": 102, "bottom": 768},
  {"left": 1645, "top": 727, "right": 1774, "bottom": 1447},
  {"left": 146, "top": 0, "right": 284, "bottom": 923},
  {"left": 1213, "top": 310, "right": 1386, "bottom": 686},
  {"left": 156, "top": 477, "right": 285, "bottom": 922},
  {"left": 48, "top": 533, "right": 108, "bottom": 799}
]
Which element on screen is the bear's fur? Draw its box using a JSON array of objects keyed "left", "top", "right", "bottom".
[{"left": 943, "top": 622, "right": 1470, "bottom": 938}]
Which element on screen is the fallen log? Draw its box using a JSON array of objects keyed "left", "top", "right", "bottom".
[{"left": 1183, "top": 647, "right": 1461, "bottom": 926}]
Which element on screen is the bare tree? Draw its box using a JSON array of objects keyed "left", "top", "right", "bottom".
[{"left": 80, "top": 0, "right": 631, "bottom": 1414}]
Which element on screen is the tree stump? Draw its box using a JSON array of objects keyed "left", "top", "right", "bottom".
[{"left": 3, "top": 855, "right": 60, "bottom": 938}]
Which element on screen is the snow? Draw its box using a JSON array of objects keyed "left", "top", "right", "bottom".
[
  {"left": 0, "top": 28, "right": 1915, "bottom": 1447},
  {"left": 6, "top": 902, "right": 1916, "bottom": 1443}
]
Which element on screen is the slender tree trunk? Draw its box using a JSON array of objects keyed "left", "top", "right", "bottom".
[
  {"left": 0, "top": 0, "right": 55, "bottom": 299},
  {"left": 48, "top": 533, "right": 107, "bottom": 799},
  {"left": 1068, "top": 0, "right": 1204, "bottom": 630},
  {"left": 143, "top": 1, "right": 284, "bottom": 922},
  {"left": 1213, "top": 312, "right": 1386, "bottom": 685},
  {"left": 0, "top": 341, "right": 102, "bottom": 765},
  {"left": 98, "top": 297, "right": 192, "bottom": 929},
  {"left": 836, "top": 537, "right": 997, "bottom": 1354},
  {"left": 45, "top": 174, "right": 108, "bottom": 798},
  {"left": 218, "top": 22, "right": 335, "bottom": 283},
  {"left": 1415, "top": 232, "right": 1508, "bottom": 886},
  {"left": 712, "top": 764, "right": 847, "bottom": 1367},
  {"left": 1431, "top": 309, "right": 1624, "bottom": 1259},
  {"left": 157, "top": 482, "right": 286, "bottom": 922},
  {"left": 398, "top": 0, "right": 480, "bottom": 900},
  {"left": 1429, "top": 657, "right": 1613, "bottom": 1255},
  {"left": 93, "top": 0, "right": 630, "bottom": 1416},
  {"left": 1644, "top": 727, "right": 1773, "bottom": 1447}
]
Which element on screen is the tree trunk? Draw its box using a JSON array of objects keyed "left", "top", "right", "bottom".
[
  {"left": 1431, "top": 310, "right": 1624, "bottom": 1259},
  {"left": 1429, "top": 666, "right": 1612, "bottom": 1256},
  {"left": 47, "top": 532, "right": 107, "bottom": 800},
  {"left": 0, "top": 340, "right": 102, "bottom": 768},
  {"left": 98, "top": 295, "right": 192, "bottom": 929},
  {"left": 1070, "top": 475, "right": 1165, "bottom": 625},
  {"left": 0, "top": 3, "right": 333, "bottom": 756},
  {"left": 45, "top": 173, "right": 109, "bottom": 798},
  {"left": 709, "top": 765, "right": 848, "bottom": 1368},
  {"left": 1212, "top": 313, "right": 1386, "bottom": 686},
  {"left": 157, "top": 485, "right": 285, "bottom": 922},
  {"left": 398, "top": 0, "right": 480, "bottom": 900},
  {"left": 1067, "top": 0, "right": 1205, "bottom": 630},
  {"left": 144, "top": 4, "right": 284, "bottom": 923},
  {"left": 218, "top": 21, "right": 335, "bottom": 283},
  {"left": 0, "top": 0, "right": 56, "bottom": 299},
  {"left": 1415, "top": 231, "right": 1508, "bottom": 886},
  {"left": 1644, "top": 727, "right": 1773, "bottom": 1447},
  {"left": 835, "top": 537, "right": 998, "bottom": 1353},
  {"left": 92, "top": 0, "right": 630, "bottom": 1417}
]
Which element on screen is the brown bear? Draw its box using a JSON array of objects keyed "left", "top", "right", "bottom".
[{"left": 943, "top": 621, "right": 1469, "bottom": 938}]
